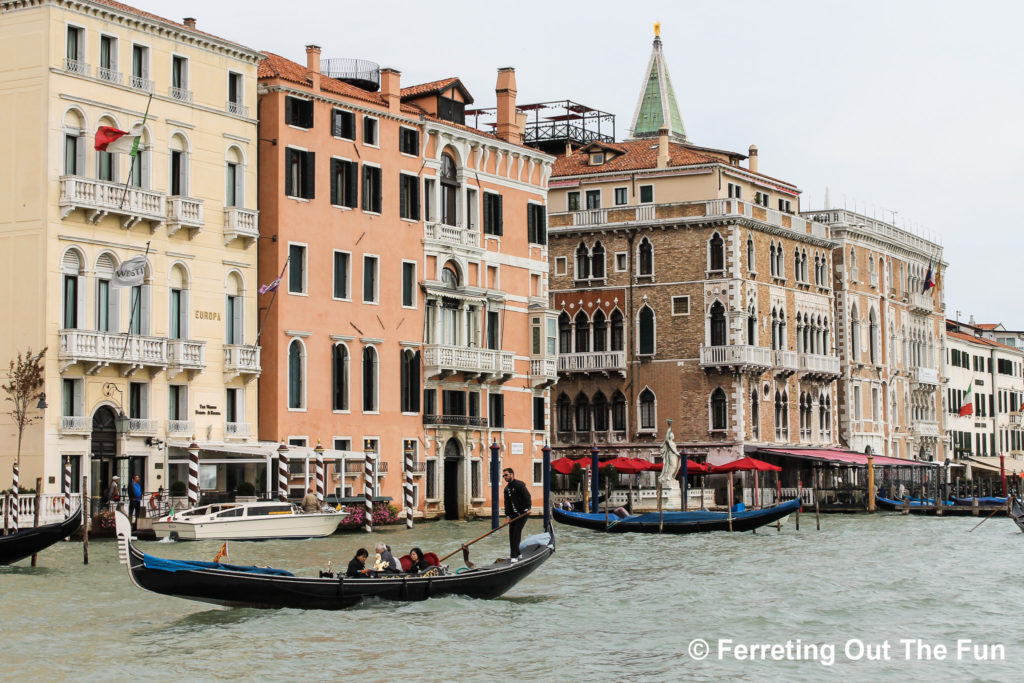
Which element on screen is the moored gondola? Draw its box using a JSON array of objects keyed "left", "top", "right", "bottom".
[
  {"left": 0, "top": 508, "right": 82, "bottom": 565},
  {"left": 114, "top": 511, "right": 554, "bottom": 609},
  {"left": 552, "top": 498, "right": 800, "bottom": 533},
  {"left": 1011, "top": 498, "right": 1024, "bottom": 533}
]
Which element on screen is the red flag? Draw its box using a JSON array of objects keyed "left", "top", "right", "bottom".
[
  {"left": 958, "top": 384, "right": 974, "bottom": 417},
  {"left": 94, "top": 126, "right": 129, "bottom": 151}
]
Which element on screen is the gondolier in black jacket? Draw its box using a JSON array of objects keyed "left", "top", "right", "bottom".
[{"left": 502, "top": 468, "right": 532, "bottom": 563}]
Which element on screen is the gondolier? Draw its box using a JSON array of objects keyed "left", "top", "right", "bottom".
[{"left": 502, "top": 467, "right": 532, "bottom": 562}]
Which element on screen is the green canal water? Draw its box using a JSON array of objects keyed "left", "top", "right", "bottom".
[{"left": 2, "top": 512, "right": 1021, "bottom": 682}]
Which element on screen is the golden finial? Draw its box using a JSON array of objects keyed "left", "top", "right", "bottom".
[{"left": 654, "top": 22, "right": 661, "bottom": 37}]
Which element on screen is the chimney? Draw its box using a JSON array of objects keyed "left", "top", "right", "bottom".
[
  {"left": 495, "top": 67, "right": 521, "bottom": 145},
  {"left": 380, "top": 68, "right": 401, "bottom": 114},
  {"left": 748, "top": 144, "right": 759, "bottom": 173},
  {"left": 657, "top": 126, "right": 669, "bottom": 169},
  {"left": 305, "top": 44, "right": 321, "bottom": 91},
  {"left": 183, "top": 17, "right": 196, "bottom": 29}
]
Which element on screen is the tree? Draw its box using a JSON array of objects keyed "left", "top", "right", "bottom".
[{"left": 2, "top": 347, "right": 46, "bottom": 468}]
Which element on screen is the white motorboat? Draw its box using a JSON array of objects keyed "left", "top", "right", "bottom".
[{"left": 151, "top": 501, "right": 347, "bottom": 540}]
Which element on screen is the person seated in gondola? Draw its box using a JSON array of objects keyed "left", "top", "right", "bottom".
[
  {"left": 346, "top": 548, "right": 370, "bottom": 577},
  {"left": 374, "top": 542, "right": 402, "bottom": 574},
  {"left": 408, "top": 547, "right": 430, "bottom": 573}
]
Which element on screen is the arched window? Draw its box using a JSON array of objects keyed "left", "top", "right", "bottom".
[
  {"left": 169, "top": 133, "right": 189, "bottom": 197},
  {"left": 747, "top": 303, "right": 757, "bottom": 345},
  {"left": 747, "top": 234, "right": 755, "bottom": 273},
  {"left": 574, "top": 393, "right": 591, "bottom": 432},
  {"left": 332, "top": 344, "right": 349, "bottom": 411},
  {"left": 820, "top": 392, "right": 832, "bottom": 439},
  {"left": 96, "top": 116, "right": 118, "bottom": 182},
  {"left": 868, "top": 308, "right": 879, "bottom": 364},
  {"left": 225, "top": 272, "right": 243, "bottom": 345},
  {"left": 556, "top": 393, "right": 572, "bottom": 433},
  {"left": 711, "top": 388, "right": 728, "bottom": 430},
  {"left": 592, "top": 309, "right": 607, "bottom": 352},
  {"left": 558, "top": 312, "right": 572, "bottom": 354},
  {"left": 288, "top": 339, "right": 305, "bottom": 409},
  {"left": 574, "top": 310, "right": 590, "bottom": 353},
  {"left": 62, "top": 108, "right": 85, "bottom": 177},
  {"left": 793, "top": 248, "right": 801, "bottom": 282},
  {"left": 225, "top": 145, "right": 244, "bottom": 207},
  {"left": 128, "top": 125, "right": 151, "bottom": 188},
  {"left": 750, "top": 388, "right": 760, "bottom": 439},
  {"left": 769, "top": 242, "right": 777, "bottom": 277},
  {"left": 591, "top": 241, "right": 606, "bottom": 279},
  {"left": 575, "top": 242, "right": 591, "bottom": 280},
  {"left": 95, "top": 253, "right": 120, "bottom": 333},
  {"left": 638, "top": 388, "right": 656, "bottom": 431},
  {"left": 638, "top": 305, "right": 655, "bottom": 355},
  {"left": 168, "top": 263, "right": 189, "bottom": 340},
  {"left": 61, "top": 248, "right": 84, "bottom": 330},
  {"left": 638, "top": 237, "right": 653, "bottom": 276},
  {"left": 611, "top": 391, "right": 626, "bottom": 432},
  {"left": 127, "top": 260, "right": 152, "bottom": 336},
  {"left": 610, "top": 309, "right": 624, "bottom": 351},
  {"left": 400, "top": 349, "right": 420, "bottom": 413},
  {"left": 592, "top": 391, "right": 609, "bottom": 432},
  {"left": 710, "top": 301, "right": 726, "bottom": 346},
  {"left": 850, "top": 304, "right": 860, "bottom": 359},
  {"left": 778, "top": 310, "right": 786, "bottom": 350},
  {"left": 362, "top": 346, "right": 378, "bottom": 412},
  {"left": 776, "top": 245, "right": 785, "bottom": 278},
  {"left": 774, "top": 390, "right": 789, "bottom": 440},
  {"left": 709, "top": 232, "right": 725, "bottom": 272},
  {"left": 800, "top": 249, "right": 808, "bottom": 282},
  {"left": 440, "top": 153, "right": 458, "bottom": 226}
]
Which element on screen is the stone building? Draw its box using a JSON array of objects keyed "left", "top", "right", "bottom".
[{"left": 545, "top": 29, "right": 840, "bottom": 465}]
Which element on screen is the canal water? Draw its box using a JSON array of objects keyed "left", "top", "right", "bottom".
[{"left": 2, "top": 512, "right": 1021, "bottom": 682}]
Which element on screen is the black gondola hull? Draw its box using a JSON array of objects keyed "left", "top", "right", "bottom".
[
  {"left": 0, "top": 509, "right": 82, "bottom": 565},
  {"left": 552, "top": 498, "right": 800, "bottom": 533}
]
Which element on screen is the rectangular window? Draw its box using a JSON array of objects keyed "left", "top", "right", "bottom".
[
  {"left": 317, "top": 252, "right": 344, "bottom": 304},
  {"left": 615, "top": 252, "right": 627, "bottom": 272},
  {"left": 567, "top": 191, "right": 580, "bottom": 211},
  {"left": 585, "top": 189, "right": 601, "bottom": 209},
  {"left": 363, "top": 255, "right": 378, "bottom": 303},
  {"left": 129, "top": 382, "right": 147, "bottom": 419},
  {"left": 489, "top": 393, "right": 505, "bottom": 428},
  {"left": 285, "top": 96, "right": 313, "bottom": 128},
  {"left": 331, "top": 109, "right": 355, "bottom": 139},
  {"left": 168, "top": 385, "right": 187, "bottom": 421},
  {"left": 131, "top": 44, "right": 149, "bottom": 86},
  {"left": 363, "top": 116, "right": 378, "bottom": 145},
  {"left": 288, "top": 244, "right": 306, "bottom": 294},
  {"left": 96, "top": 279, "right": 110, "bottom": 331},
  {"left": 402, "top": 262, "right": 416, "bottom": 308},
  {"left": 483, "top": 193, "right": 503, "bottom": 236},
  {"left": 527, "top": 203, "right": 546, "bottom": 245},
  {"left": 399, "top": 127, "right": 419, "bottom": 155},
  {"left": 63, "top": 275, "right": 78, "bottom": 329},
  {"left": 639, "top": 185, "right": 654, "bottom": 203},
  {"left": 225, "top": 294, "right": 241, "bottom": 344},
  {"left": 443, "top": 390, "right": 466, "bottom": 416},
  {"left": 225, "top": 388, "right": 238, "bottom": 423},
  {"left": 487, "top": 310, "right": 500, "bottom": 351},
  {"left": 755, "top": 191, "right": 770, "bottom": 207},
  {"left": 285, "top": 148, "right": 315, "bottom": 199},
  {"left": 778, "top": 198, "right": 793, "bottom": 213},
  {"left": 426, "top": 459, "right": 437, "bottom": 499},
  {"left": 98, "top": 35, "right": 117, "bottom": 81},
  {"left": 533, "top": 396, "right": 545, "bottom": 431},
  {"left": 227, "top": 72, "right": 243, "bottom": 107},
  {"left": 671, "top": 296, "right": 690, "bottom": 316},
  {"left": 469, "top": 392, "right": 480, "bottom": 418},
  {"left": 330, "top": 158, "right": 358, "bottom": 208},
  {"left": 64, "top": 134, "right": 78, "bottom": 176},
  {"left": 225, "top": 162, "right": 238, "bottom": 207},
  {"left": 614, "top": 187, "right": 628, "bottom": 205},
  {"left": 362, "top": 165, "right": 382, "bottom": 213},
  {"left": 61, "top": 378, "right": 80, "bottom": 417},
  {"left": 423, "top": 388, "right": 436, "bottom": 417},
  {"left": 169, "top": 288, "right": 182, "bottom": 339},
  {"left": 471, "top": 460, "right": 482, "bottom": 499},
  {"left": 399, "top": 174, "right": 420, "bottom": 220},
  {"left": 554, "top": 257, "right": 567, "bottom": 276},
  {"left": 170, "top": 55, "right": 189, "bottom": 99},
  {"left": 728, "top": 183, "right": 742, "bottom": 199}
]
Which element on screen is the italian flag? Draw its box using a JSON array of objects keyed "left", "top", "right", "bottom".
[
  {"left": 959, "top": 384, "right": 973, "bottom": 417},
  {"left": 94, "top": 124, "right": 143, "bottom": 155}
]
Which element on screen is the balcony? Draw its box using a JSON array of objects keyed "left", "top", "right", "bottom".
[
  {"left": 558, "top": 351, "right": 627, "bottom": 377},
  {"left": 127, "top": 418, "right": 158, "bottom": 436},
  {"left": 423, "top": 344, "right": 514, "bottom": 382},
  {"left": 700, "top": 345, "right": 772, "bottom": 373},
  {"left": 225, "top": 422, "right": 252, "bottom": 437},
  {"left": 169, "top": 86, "right": 193, "bottom": 103},
  {"left": 130, "top": 75, "right": 154, "bottom": 92},
  {"left": 167, "top": 339, "right": 206, "bottom": 379},
  {"left": 424, "top": 222, "right": 480, "bottom": 249},
  {"left": 166, "top": 197, "right": 204, "bottom": 237},
  {"left": 63, "top": 58, "right": 90, "bottom": 76},
  {"left": 59, "top": 176, "right": 166, "bottom": 230},
  {"left": 167, "top": 420, "right": 193, "bottom": 436},
  {"left": 224, "top": 344, "right": 261, "bottom": 381},
  {"left": 224, "top": 207, "right": 259, "bottom": 246},
  {"left": 422, "top": 414, "right": 490, "bottom": 428},
  {"left": 911, "top": 366, "right": 940, "bottom": 389},
  {"left": 909, "top": 292, "right": 934, "bottom": 314},
  {"left": 772, "top": 349, "right": 799, "bottom": 376},
  {"left": 59, "top": 415, "right": 91, "bottom": 434},
  {"left": 58, "top": 329, "right": 167, "bottom": 375},
  {"left": 97, "top": 67, "right": 123, "bottom": 84},
  {"left": 1010, "top": 412, "right": 1022, "bottom": 427},
  {"left": 227, "top": 100, "right": 249, "bottom": 117},
  {"left": 912, "top": 421, "right": 940, "bottom": 438},
  {"left": 798, "top": 352, "right": 841, "bottom": 379},
  {"left": 530, "top": 357, "right": 558, "bottom": 388}
]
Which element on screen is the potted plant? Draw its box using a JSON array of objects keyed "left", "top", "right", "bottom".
[{"left": 235, "top": 481, "right": 257, "bottom": 503}]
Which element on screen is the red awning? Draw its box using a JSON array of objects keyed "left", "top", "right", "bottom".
[
  {"left": 757, "top": 448, "right": 938, "bottom": 468},
  {"left": 711, "top": 456, "right": 782, "bottom": 473}
]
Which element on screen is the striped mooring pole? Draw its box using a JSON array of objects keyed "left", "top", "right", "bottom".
[
  {"left": 403, "top": 440, "right": 415, "bottom": 530},
  {"left": 10, "top": 463, "right": 19, "bottom": 532},
  {"left": 187, "top": 438, "right": 200, "bottom": 508},
  {"left": 64, "top": 457, "right": 72, "bottom": 517},
  {"left": 363, "top": 439, "right": 375, "bottom": 533},
  {"left": 277, "top": 441, "right": 290, "bottom": 502},
  {"left": 314, "top": 441, "right": 325, "bottom": 505}
]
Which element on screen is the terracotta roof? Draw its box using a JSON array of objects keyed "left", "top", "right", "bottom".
[
  {"left": 947, "top": 330, "right": 1020, "bottom": 353},
  {"left": 401, "top": 77, "right": 473, "bottom": 104},
  {"left": 976, "top": 323, "right": 998, "bottom": 330},
  {"left": 553, "top": 139, "right": 718, "bottom": 177},
  {"left": 86, "top": 0, "right": 257, "bottom": 53}
]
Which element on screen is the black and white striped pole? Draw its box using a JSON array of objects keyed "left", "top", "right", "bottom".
[
  {"left": 314, "top": 441, "right": 325, "bottom": 505},
  {"left": 64, "top": 457, "right": 72, "bottom": 517},
  {"left": 187, "top": 437, "right": 200, "bottom": 508},
  {"left": 403, "top": 439, "right": 415, "bottom": 530},
  {"left": 363, "top": 439, "right": 374, "bottom": 534},
  {"left": 277, "top": 441, "right": 289, "bottom": 502},
  {"left": 10, "top": 463, "right": 19, "bottom": 532}
]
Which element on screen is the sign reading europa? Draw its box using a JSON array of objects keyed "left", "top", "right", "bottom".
[{"left": 195, "top": 310, "right": 222, "bottom": 321}]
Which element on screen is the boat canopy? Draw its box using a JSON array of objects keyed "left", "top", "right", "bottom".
[
  {"left": 141, "top": 553, "right": 294, "bottom": 576},
  {"left": 756, "top": 448, "right": 939, "bottom": 468}
]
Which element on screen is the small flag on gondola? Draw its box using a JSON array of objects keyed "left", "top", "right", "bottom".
[{"left": 213, "top": 541, "right": 229, "bottom": 563}]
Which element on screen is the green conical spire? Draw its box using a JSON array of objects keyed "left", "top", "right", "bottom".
[{"left": 629, "top": 28, "right": 687, "bottom": 141}]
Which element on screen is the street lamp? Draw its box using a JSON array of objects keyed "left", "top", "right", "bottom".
[
  {"left": 103, "top": 382, "right": 130, "bottom": 434},
  {"left": 36, "top": 392, "right": 48, "bottom": 409}
]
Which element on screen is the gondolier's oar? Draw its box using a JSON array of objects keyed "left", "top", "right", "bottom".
[
  {"left": 438, "top": 511, "right": 531, "bottom": 569},
  {"left": 967, "top": 498, "right": 1013, "bottom": 533}
]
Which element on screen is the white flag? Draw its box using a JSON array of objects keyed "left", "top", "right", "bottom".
[{"left": 112, "top": 255, "right": 148, "bottom": 288}]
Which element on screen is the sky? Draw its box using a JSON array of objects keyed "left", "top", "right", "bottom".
[{"left": 128, "top": 0, "right": 1024, "bottom": 327}]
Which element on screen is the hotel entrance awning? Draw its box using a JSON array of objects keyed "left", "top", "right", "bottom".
[{"left": 756, "top": 448, "right": 939, "bottom": 468}]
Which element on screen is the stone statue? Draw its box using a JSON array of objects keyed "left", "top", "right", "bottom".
[{"left": 658, "top": 419, "right": 681, "bottom": 488}]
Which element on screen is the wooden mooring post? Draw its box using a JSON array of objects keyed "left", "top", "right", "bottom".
[
  {"left": 30, "top": 478, "right": 42, "bottom": 566},
  {"left": 82, "top": 475, "right": 89, "bottom": 565},
  {"left": 3, "top": 491, "right": 8, "bottom": 535}
]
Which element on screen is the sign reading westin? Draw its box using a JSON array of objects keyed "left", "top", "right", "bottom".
[{"left": 112, "top": 255, "right": 148, "bottom": 288}]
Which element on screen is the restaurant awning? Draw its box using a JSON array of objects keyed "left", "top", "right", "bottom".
[
  {"left": 964, "top": 456, "right": 1024, "bottom": 475},
  {"left": 756, "top": 448, "right": 939, "bottom": 468}
]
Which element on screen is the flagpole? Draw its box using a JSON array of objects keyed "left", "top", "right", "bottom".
[
  {"left": 255, "top": 257, "right": 290, "bottom": 346},
  {"left": 121, "top": 241, "right": 152, "bottom": 359},
  {"left": 119, "top": 92, "right": 154, "bottom": 210}
]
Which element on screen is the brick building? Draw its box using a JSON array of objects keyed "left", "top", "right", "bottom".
[{"left": 545, "top": 30, "right": 840, "bottom": 465}]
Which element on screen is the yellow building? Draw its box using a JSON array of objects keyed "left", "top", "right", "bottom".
[{"left": 0, "top": 0, "right": 263, "bottom": 504}]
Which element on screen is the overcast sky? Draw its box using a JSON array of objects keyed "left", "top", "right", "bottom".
[{"left": 130, "top": 0, "right": 1024, "bottom": 327}]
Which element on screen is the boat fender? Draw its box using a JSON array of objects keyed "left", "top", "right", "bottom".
[{"left": 456, "top": 567, "right": 472, "bottom": 574}]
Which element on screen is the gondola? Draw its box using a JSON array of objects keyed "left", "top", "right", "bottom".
[
  {"left": 875, "top": 496, "right": 953, "bottom": 511},
  {"left": 0, "top": 508, "right": 82, "bottom": 565},
  {"left": 114, "top": 511, "right": 554, "bottom": 609},
  {"left": 951, "top": 496, "right": 1008, "bottom": 506},
  {"left": 552, "top": 497, "right": 800, "bottom": 533},
  {"left": 1011, "top": 498, "right": 1024, "bottom": 533}
]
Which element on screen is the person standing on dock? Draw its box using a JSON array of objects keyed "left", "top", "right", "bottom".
[
  {"left": 502, "top": 468, "right": 532, "bottom": 563},
  {"left": 128, "top": 475, "right": 142, "bottom": 523}
]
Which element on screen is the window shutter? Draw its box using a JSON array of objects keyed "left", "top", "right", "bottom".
[
  {"left": 285, "top": 98, "right": 294, "bottom": 126},
  {"left": 538, "top": 205, "right": 546, "bottom": 244},
  {"left": 330, "top": 159, "right": 339, "bottom": 205},
  {"left": 374, "top": 168, "right": 382, "bottom": 213},
  {"left": 285, "top": 149, "right": 295, "bottom": 196},
  {"left": 362, "top": 166, "right": 371, "bottom": 212},
  {"left": 302, "top": 151, "right": 315, "bottom": 198},
  {"left": 345, "top": 162, "right": 357, "bottom": 207},
  {"left": 527, "top": 204, "right": 535, "bottom": 243},
  {"left": 303, "top": 101, "right": 313, "bottom": 129},
  {"left": 231, "top": 295, "right": 242, "bottom": 344},
  {"left": 411, "top": 178, "right": 420, "bottom": 221},
  {"left": 496, "top": 194, "right": 503, "bottom": 236},
  {"left": 400, "top": 350, "right": 409, "bottom": 412}
]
